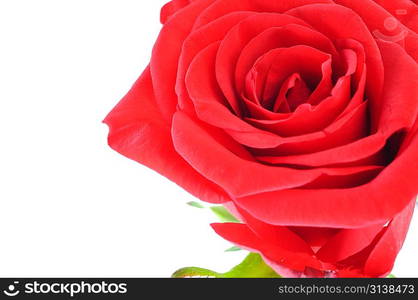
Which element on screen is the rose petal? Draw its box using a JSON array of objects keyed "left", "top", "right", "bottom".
[
  {"left": 335, "top": 0, "right": 418, "bottom": 61},
  {"left": 290, "top": 227, "right": 339, "bottom": 250},
  {"left": 273, "top": 73, "right": 307, "bottom": 113},
  {"left": 151, "top": 0, "right": 215, "bottom": 122},
  {"left": 254, "top": 100, "right": 368, "bottom": 156},
  {"left": 104, "top": 67, "right": 229, "bottom": 204},
  {"left": 235, "top": 125, "right": 418, "bottom": 228},
  {"left": 236, "top": 206, "right": 314, "bottom": 253},
  {"left": 370, "top": 0, "right": 418, "bottom": 33},
  {"left": 287, "top": 4, "right": 385, "bottom": 129},
  {"left": 364, "top": 199, "right": 415, "bottom": 276},
  {"left": 316, "top": 223, "right": 385, "bottom": 263},
  {"left": 188, "top": 39, "right": 368, "bottom": 151},
  {"left": 172, "top": 111, "right": 320, "bottom": 197},
  {"left": 216, "top": 13, "right": 311, "bottom": 116},
  {"left": 211, "top": 222, "right": 322, "bottom": 271},
  {"left": 245, "top": 60, "right": 351, "bottom": 137},
  {"left": 172, "top": 111, "right": 383, "bottom": 198},
  {"left": 242, "top": 59, "right": 332, "bottom": 121},
  {"left": 187, "top": 39, "right": 368, "bottom": 151},
  {"left": 247, "top": 46, "right": 330, "bottom": 109},
  {"left": 255, "top": 132, "right": 388, "bottom": 168},
  {"left": 160, "top": 0, "right": 194, "bottom": 24},
  {"left": 193, "top": 0, "right": 333, "bottom": 29},
  {"left": 185, "top": 40, "right": 298, "bottom": 148},
  {"left": 176, "top": 11, "right": 253, "bottom": 113},
  {"left": 235, "top": 44, "right": 417, "bottom": 222},
  {"left": 234, "top": 24, "right": 338, "bottom": 96},
  {"left": 376, "top": 40, "right": 418, "bottom": 134},
  {"left": 298, "top": 165, "right": 383, "bottom": 189}
]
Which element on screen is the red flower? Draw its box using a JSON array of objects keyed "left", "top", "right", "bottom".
[{"left": 104, "top": 0, "right": 418, "bottom": 277}]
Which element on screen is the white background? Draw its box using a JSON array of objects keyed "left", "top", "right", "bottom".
[{"left": 0, "top": 0, "right": 416, "bottom": 277}]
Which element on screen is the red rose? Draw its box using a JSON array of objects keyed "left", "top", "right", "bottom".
[{"left": 104, "top": 0, "right": 418, "bottom": 277}]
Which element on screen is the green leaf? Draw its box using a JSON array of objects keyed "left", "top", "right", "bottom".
[
  {"left": 172, "top": 267, "right": 220, "bottom": 278},
  {"left": 222, "top": 253, "right": 281, "bottom": 278},
  {"left": 387, "top": 274, "right": 396, "bottom": 278},
  {"left": 187, "top": 201, "right": 205, "bottom": 209},
  {"left": 210, "top": 206, "right": 240, "bottom": 223},
  {"left": 225, "top": 246, "right": 242, "bottom": 252},
  {"left": 172, "top": 253, "right": 281, "bottom": 278}
]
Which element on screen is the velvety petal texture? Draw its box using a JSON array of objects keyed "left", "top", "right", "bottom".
[{"left": 105, "top": 0, "right": 418, "bottom": 277}]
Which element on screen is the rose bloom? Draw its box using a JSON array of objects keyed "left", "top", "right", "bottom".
[{"left": 105, "top": 0, "right": 418, "bottom": 277}]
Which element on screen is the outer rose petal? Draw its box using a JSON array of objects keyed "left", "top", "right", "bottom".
[
  {"left": 160, "top": 0, "right": 193, "bottom": 24},
  {"left": 376, "top": 40, "right": 418, "bottom": 133},
  {"left": 193, "top": 0, "right": 333, "bottom": 29},
  {"left": 176, "top": 11, "right": 253, "bottom": 113},
  {"left": 334, "top": 0, "right": 418, "bottom": 62},
  {"left": 172, "top": 111, "right": 380, "bottom": 198},
  {"left": 171, "top": 111, "right": 321, "bottom": 197},
  {"left": 104, "top": 67, "right": 229, "bottom": 204},
  {"left": 151, "top": 0, "right": 215, "bottom": 122},
  {"left": 211, "top": 223, "right": 323, "bottom": 272},
  {"left": 255, "top": 132, "right": 388, "bottom": 168},
  {"left": 364, "top": 199, "right": 416, "bottom": 277},
  {"left": 316, "top": 223, "right": 385, "bottom": 263},
  {"left": 235, "top": 125, "right": 418, "bottom": 228},
  {"left": 370, "top": 0, "right": 418, "bottom": 33}
]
